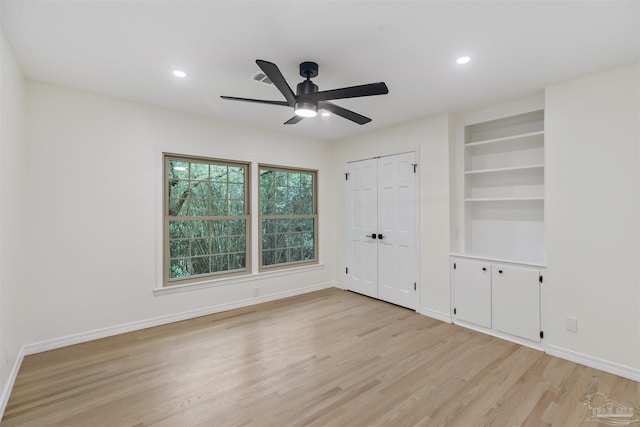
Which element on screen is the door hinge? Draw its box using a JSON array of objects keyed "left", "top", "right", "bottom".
[
  {"left": 412, "top": 163, "right": 418, "bottom": 173},
  {"left": 414, "top": 282, "right": 416, "bottom": 291},
  {"left": 540, "top": 330, "right": 544, "bottom": 339},
  {"left": 345, "top": 172, "right": 349, "bottom": 181},
  {"left": 453, "top": 308, "right": 457, "bottom": 315},
  {"left": 539, "top": 274, "right": 543, "bottom": 284},
  {"left": 453, "top": 262, "right": 456, "bottom": 270},
  {"left": 345, "top": 267, "right": 349, "bottom": 274}
]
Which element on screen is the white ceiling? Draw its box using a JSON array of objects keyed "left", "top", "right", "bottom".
[{"left": 2, "top": 1, "right": 638, "bottom": 141}]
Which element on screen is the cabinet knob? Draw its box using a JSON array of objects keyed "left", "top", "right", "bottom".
[
  {"left": 498, "top": 269, "right": 503, "bottom": 274},
  {"left": 365, "top": 234, "right": 377, "bottom": 239},
  {"left": 482, "top": 267, "right": 487, "bottom": 272}
]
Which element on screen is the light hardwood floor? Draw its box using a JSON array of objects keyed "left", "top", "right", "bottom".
[{"left": 3, "top": 288, "right": 639, "bottom": 426}]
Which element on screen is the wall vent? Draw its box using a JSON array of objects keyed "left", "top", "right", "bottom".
[{"left": 251, "top": 72, "right": 272, "bottom": 85}]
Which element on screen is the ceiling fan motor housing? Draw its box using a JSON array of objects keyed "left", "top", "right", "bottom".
[{"left": 297, "top": 80, "right": 318, "bottom": 97}]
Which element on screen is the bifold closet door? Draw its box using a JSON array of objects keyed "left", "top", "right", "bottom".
[
  {"left": 377, "top": 153, "right": 417, "bottom": 309},
  {"left": 345, "top": 152, "right": 417, "bottom": 309}
]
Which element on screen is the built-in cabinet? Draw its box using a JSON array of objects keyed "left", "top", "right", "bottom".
[
  {"left": 452, "top": 98, "right": 546, "bottom": 349},
  {"left": 452, "top": 257, "right": 543, "bottom": 346}
]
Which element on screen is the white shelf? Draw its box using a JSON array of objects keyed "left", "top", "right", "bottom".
[
  {"left": 465, "top": 130, "right": 544, "bottom": 148},
  {"left": 465, "top": 109, "right": 544, "bottom": 143},
  {"left": 450, "top": 253, "right": 547, "bottom": 268},
  {"left": 465, "top": 164, "right": 544, "bottom": 175},
  {"left": 465, "top": 197, "right": 544, "bottom": 202}
]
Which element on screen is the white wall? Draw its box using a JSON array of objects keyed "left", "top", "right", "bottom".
[
  {"left": 4, "top": 51, "right": 639, "bottom": 412},
  {"left": 25, "top": 82, "right": 336, "bottom": 345},
  {"left": 0, "top": 22, "right": 27, "bottom": 409},
  {"left": 331, "top": 114, "right": 453, "bottom": 320},
  {"left": 545, "top": 64, "right": 640, "bottom": 373}
]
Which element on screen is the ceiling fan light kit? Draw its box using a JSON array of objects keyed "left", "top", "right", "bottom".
[
  {"left": 221, "top": 59, "right": 389, "bottom": 125},
  {"left": 295, "top": 101, "right": 318, "bottom": 117}
]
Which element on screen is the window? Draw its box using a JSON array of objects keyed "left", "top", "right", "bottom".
[
  {"left": 164, "top": 154, "right": 249, "bottom": 285},
  {"left": 259, "top": 165, "right": 317, "bottom": 270}
]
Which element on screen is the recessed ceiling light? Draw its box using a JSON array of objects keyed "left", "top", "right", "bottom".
[
  {"left": 456, "top": 56, "right": 471, "bottom": 65},
  {"left": 321, "top": 111, "right": 330, "bottom": 117},
  {"left": 173, "top": 70, "right": 187, "bottom": 78}
]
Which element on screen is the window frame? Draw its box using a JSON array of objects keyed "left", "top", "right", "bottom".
[
  {"left": 163, "top": 153, "right": 251, "bottom": 286},
  {"left": 258, "top": 164, "right": 319, "bottom": 272}
]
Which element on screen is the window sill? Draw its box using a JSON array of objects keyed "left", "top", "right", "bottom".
[{"left": 154, "top": 263, "right": 325, "bottom": 296}]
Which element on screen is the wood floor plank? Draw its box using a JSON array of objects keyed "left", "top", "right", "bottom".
[{"left": 2, "top": 288, "right": 638, "bottom": 426}]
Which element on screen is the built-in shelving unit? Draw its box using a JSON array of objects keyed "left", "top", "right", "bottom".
[
  {"left": 460, "top": 107, "right": 545, "bottom": 264},
  {"left": 452, "top": 100, "right": 546, "bottom": 349}
]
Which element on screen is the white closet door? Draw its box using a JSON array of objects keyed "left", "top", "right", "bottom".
[
  {"left": 377, "top": 152, "right": 417, "bottom": 309},
  {"left": 345, "top": 153, "right": 418, "bottom": 310},
  {"left": 345, "top": 158, "right": 378, "bottom": 298}
]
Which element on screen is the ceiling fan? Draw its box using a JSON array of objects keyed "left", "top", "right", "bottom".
[{"left": 221, "top": 60, "right": 389, "bottom": 125}]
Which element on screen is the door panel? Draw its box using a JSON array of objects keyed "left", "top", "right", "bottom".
[
  {"left": 377, "top": 153, "right": 417, "bottom": 309},
  {"left": 345, "top": 158, "right": 378, "bottom": 298}
]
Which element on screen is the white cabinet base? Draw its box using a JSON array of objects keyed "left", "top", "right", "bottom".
[{"left": 452, "top": 255, "right": 544, "bottom": 350}]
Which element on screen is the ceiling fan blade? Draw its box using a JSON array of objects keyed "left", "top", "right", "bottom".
[
  {"left": 220, "top": 96, "right": 290, "bottom": 106},
  {"left": 256, "top": 60, "right": 297, "bottom": 107},
  {"left": 319, "top": 102, "right": 371, "bottom": 125},
  {"left": 304, "top": 82, "right": 388, "bottom": 102},
  {"left": 284, "top": 116, "right": 305, "bottom": 125}
]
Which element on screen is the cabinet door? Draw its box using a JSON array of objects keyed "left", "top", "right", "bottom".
[
  {"left": 492, "top": 265, "right": 540, "bottom": 342},
  {"left": 453, "top": 259, "right": 491, "bottom": 328}
]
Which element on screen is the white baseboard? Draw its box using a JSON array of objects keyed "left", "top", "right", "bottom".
[
  {"left": 24, "top": 281, "right": 337, "bottom": 356},
  {"left": 9, "top": 282, "right": 638, "bottom": 420},
  {"left": 453, "top": 319, "right": 544, "bottom": 351},
  {"left": 546, "top": 344, "right": 640, "bottom": 382},
  {"left": 418, "top": 307, "right": 452, "bottom": 323},
  {"left": 0, "top": 345, "right": 25, "bottom": 419}
]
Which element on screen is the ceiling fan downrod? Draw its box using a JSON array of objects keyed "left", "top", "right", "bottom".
[{"left": 297, "top": 61, "right": 319, "bottom": 97}]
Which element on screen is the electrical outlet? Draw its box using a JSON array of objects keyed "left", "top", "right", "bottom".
[
  {"left": 566, "top": 317, "right": 578, "bottom": 333},
  {"left": 253, "top": 287, "right": 260, "bottom": 297}
]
